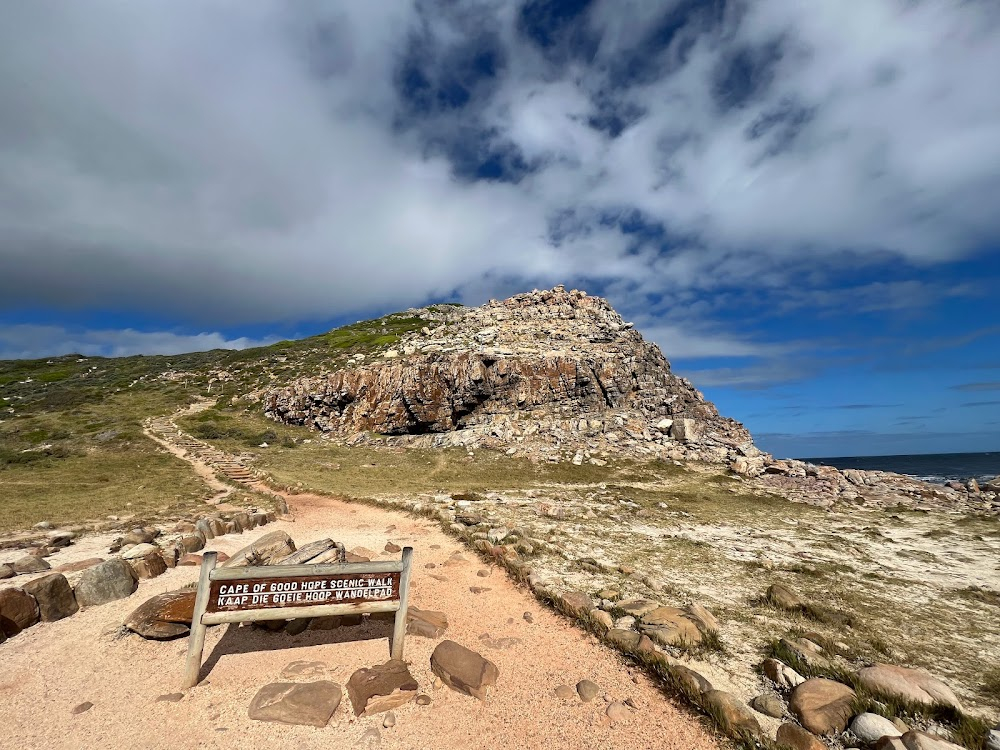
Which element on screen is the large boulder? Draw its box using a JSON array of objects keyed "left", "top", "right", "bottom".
[
  {"left": 700, "top": 690, "right": 761, "bottom": 737},
  {"left": 74, "top": 559, "right": 138, "bottom": 607},
  {"left": 21, "top": 573, "right": 78, "bottom": 622},
  {"left": 11, "top": 555, "right": 50, "bottom": 574},
  {"left": 776, "top": 723, "right": 827, "bottom": 750},
  {"left": 222, "top": 530, "right": 295, "bottom": 568},
  {"left": 124, "top": 590, "right": 197, "bottom": 639},
  {"left": 789, "top": 678, "right": 856, "bottom": 735},
  {"left": 247, "top": 681, "right": 342, "bottom": 727},
  {"left": 0, "top": 588, "right": 40, "bottom": 636},
  {"left": 855, "top": 664, "right": 962, "bottom": 711},
  {"left": 430, "top": 640, "right": 499, "bottom": 700},
  {"left": 558, "top": 591, "right": 593, "bottom": 617},
  {"left": 346, "top": 659, "right": 418, "bottom": 716},
  {"left": 129, "top": 551, "right": 167, "bottom": 580}
]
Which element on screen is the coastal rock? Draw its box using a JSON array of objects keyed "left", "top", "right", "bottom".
[
  {"left": 639, "top": 607, "right": 703, "bottom": 647},
  {"left": 762, "top": 658, "right": 806, "bottom": 689},
  {"left": 124, "top": 590, "right": 197, "bottom": 639},
  {"left": 766, "top": 583, "right": 804, "bottom": 611},
  {"left": 74, "top": 559, "right": 138, "bottom": 607},
  {"left": 21, "top": 573, "right": 78, "bottom": 622},
  {"left": 222, "top": 531, "right": 295, "bottom": 567},
  {"left": 11, "top": 555, "right": 50, "bottom": 574},
  {"left": 430, "top": 640, "right": 499, "bottom": 700},
  {"left": 247, "top": 681, "right": 342, "bottom": 727},
  {"left": 855, "top": 664, "right": 962, "bottom": 711},
  {"left": 700, "top": 690, "right": 761, "bottom": 737},
  {"left": 129, "top": 551, "right": 167, "bottom": 579},
  {"left": 789, "top": 678, "right": 856, "bottom": 735},
  {"left": 776, "top": 723, "right": 827, "bottom": 750},
  {"left": 670, "top": 665, "right": 714, "bottom": 696},
  {"left": 346, "top": 659, "right": 418, "bottom": 716},
  {"left": 0, "top": 587, "right": 40, "bottom": 636},
  {"left": 750, "top": 694, "right": 785, "bottom": 718},
  {"left": 851, "top": 712, "right": 903, "bottom": 743},
  {"left": 406, "top": 607, "right": 448, "bottom": 638}
]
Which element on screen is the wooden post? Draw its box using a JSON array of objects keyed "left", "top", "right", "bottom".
[
  {"left": 390, "top": 547, "right": 413, "bottom": 660},
  {"left": 182, "top": 551, "right": 217, "bottom": 689}
]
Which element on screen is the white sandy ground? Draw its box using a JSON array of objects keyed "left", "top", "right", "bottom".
[{"left": 0, "top": 492, "right": 721, "bottom": 750}]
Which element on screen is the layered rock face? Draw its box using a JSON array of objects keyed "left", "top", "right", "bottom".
[{"left": 264, "top": 286, "right": 758, "bottom": 464}]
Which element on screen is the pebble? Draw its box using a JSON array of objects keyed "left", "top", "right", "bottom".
[
  {"left": 606, "top": 702, "right": 632, "bottom": 723},
  {"left": 523, "top": 612, "right": 533, "bottom": 623},
  {"left": 72, "top": 702, "right": 93, "bottom": 715},
  {"left": 415, "top": 694, "right": 432, "bottom": 706},
  {"left": 555, "top": 684, "right": 576, "bottom": 700},
  {"left": 576, "top": 680, "right": 601, "bottom": 703},
  {"left": 382, "top": 712, "right": 396, "bottom": 728},
  {"left": 156, "top": 693, "right": 185, "bottom": 703},
  {"left": 476, "top": 569, "right": 491, "bottom": 577}
]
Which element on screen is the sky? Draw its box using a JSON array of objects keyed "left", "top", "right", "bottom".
[{"left": 1, "top": 0, "right": 999, "bottom": 458}]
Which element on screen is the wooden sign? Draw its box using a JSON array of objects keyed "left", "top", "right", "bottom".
[{"left": 183, "top": 547, "right": 413, "bottom": 689}]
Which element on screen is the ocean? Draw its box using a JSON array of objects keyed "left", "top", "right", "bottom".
[{"left": 800, "top": 451, "right": 999, "bottom": 485}]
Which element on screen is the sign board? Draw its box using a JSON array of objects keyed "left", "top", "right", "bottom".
[{"left": 182, "top": 548, "right": 413, "bottom": 689}]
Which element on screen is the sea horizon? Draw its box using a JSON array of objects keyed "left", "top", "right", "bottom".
[{"left": 791, "top": 450, "right": 999, "bottom": 484}]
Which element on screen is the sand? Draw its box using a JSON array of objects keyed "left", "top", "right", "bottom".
[{"left": 0, "top": 491, "right": 721, "bottom": 750}]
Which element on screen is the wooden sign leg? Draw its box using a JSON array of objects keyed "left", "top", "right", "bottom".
[
  {"left": 182, "top": 551, "right": 217, "bottom": 689},
  {"left": 390, "top": 547, "right": 413, "bottom": 660}
]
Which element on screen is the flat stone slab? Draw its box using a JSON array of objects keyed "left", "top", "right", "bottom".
[
  {"left": 248, "top": 681, "right": 342, "bottom": 727},
  {"left": 346, "top": 659, "right": 418, "bottom": 716},
  {"left": 124, "top": 590, "right": 196, "bottom": 639},
  {"left": 406, "top": 606, "right": 448, "bottom": 637}
]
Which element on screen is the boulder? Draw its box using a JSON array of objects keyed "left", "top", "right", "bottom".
[
  {"left": 346, "top": 659, "right": 418, "bottom": 716},
  {"left": 129, "top": 551, "right": 167, "bottom": 579},
  {"left": 767, "top": 583, "right": 804, "bottom": 611},
  {"left": 789, "top": 678, "right": 856, "bottom": 735},
  {"left": 640, "top": 607, "right": 703, "bottom": 647},
  {"left": 53, "top": 558, "right": 103, "bottom": 574},
  {"left": 0, "top": 564, "right": 13, "bottom": 579},
  {"left": 46, "top": 531, "right": 75, "bottom": 547},
  {"left": 247, "top": 681, "right": 342, "bottom": 727},
  {"left": 776, "top": 723, "right": 827, "bottom": 750},
  {"left": 0, "top": 587, "right": 40, "bottom": 636},
  {"left": 121, "top": 543, "right": 159, "bottom": 560},
  {"left": 222, "top": 530, "right": 295, "bottom": 568},
  {"left": 855, "top": 664, "right": 962, "bottom": 711},
  {"left": 21, "top": 573, "right": 78, "bottom": 622},
  {"left": 886, "top": 731, "right": 965, "bottom": 749},
  {"left": 701, "top": 690, "right": 761, "bottom": 737},
  {"left": 178, "top": 535, "right": 205, "bottom": 553},
  {"left": 406, "top": 607, "right": 448, "bottom": 638},
  {"left": 762, "top": 658, "right": 806, "bottom": 689},
  {"left": 430, "top": 640, "right": 499, "bottom": 700},
  {"left": 670, "top": 665, "right": 713, "bottom": 696},
  {"left": 74, "top": 559, "right": 138, "bottom": 607},
  {"left": 124, "top": 590, "right": 197, "bottom": 639},
  {"left": 750, "top": 693, "right": 785, "bottom": 718},
  {"left": 604, "top": 628, "right": 642, "bottom": 651},
  {"left": 685, "top": 602, "right": 719, "bottom": 633},
  {"left": 780, "top": 637, "right": 832, "bottom": 669},
  {"left": 277, "top": 538, "right": 337, "bottom": 565},
  {"left": 195, "top": 519, "right": 214, "bottom": 540},
  {"left": 558, "top": 591, "right": 593, "bottom": 617},
  {"left": 11, "top": 555, "right": 50, "bottom": 574},
  {"left": 851, "top": 713, "right": 903, "bottom": 743},
  {"left": 617, "top": 598, "right": 661, "bottom": 617}
]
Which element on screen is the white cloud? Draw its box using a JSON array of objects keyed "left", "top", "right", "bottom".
[
  {"left": 0, "top": 0, "right": 997, "bottom": 329},
  {"left": 0, "top": 325, "right": 276, "bottom": 360}
]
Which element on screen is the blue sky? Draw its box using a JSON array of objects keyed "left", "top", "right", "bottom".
[{"left": 1, "top": 1, "right": 999, "bottom": 458}]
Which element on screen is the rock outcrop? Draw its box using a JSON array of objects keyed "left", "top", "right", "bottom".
[{"left": 265, "top": 286, "right": 758, "bottom": 465}]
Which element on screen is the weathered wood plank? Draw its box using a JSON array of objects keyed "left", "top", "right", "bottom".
[
  {"left": 201, "top": 599, "right": 398, "bottom": 625},
  {"left": 182, "top": 551, "right": 217, "bottom": 689},
  {"left": 206, "top": 571, "right": 401, "bottom": 613},
  {"left": 210, "top": 559, "right": 405, "bottom": 581}
]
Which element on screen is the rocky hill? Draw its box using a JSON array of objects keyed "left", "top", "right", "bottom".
[{"left": 263, "top": 286, "right": 760, "bottom": 467}]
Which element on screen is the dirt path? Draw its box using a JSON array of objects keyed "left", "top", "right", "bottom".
[{"left": 1, "top": 418, "right": 722, "bottom": 750}]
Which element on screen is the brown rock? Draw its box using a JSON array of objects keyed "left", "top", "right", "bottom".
[
  {"left": 384, "top": 542, "right": 402, "bottom": 553},
  {"left": 406, "top": 607, "right": 448, "bottom": 638},
  {"left": 897, "top": 731, "right": 964, "bottom": 749},
  {"left": 750, "top": 693, "right": 785, "bottom": 718},
  {"left": 789, "top": 678, "right": 856, "bottom": 735},
  {"left": 670, "top": 665, "right": 713, "bottom": 696},
  {"left": 576, "top": 679, "right": 601, "bottom": 702},
  {"left": 124, "top": 590, "right": 197, "bottom": 639},
  {"left": 346, "top": 659, "right": 419, "bottom": 716},
  {"left": 767, "top": 583, "right": 805, "bottom": 610},
  {"left": 222, "top": 530, "right": 295, "bottom": 567},
  {"left": 640, "top": 606, "right": 703, "bottom": 647},
  {"left": 53, "top": 558, "right": 104, "bottom": 574},
  {"left": 0, "top": 587, "right": 40, "bottom": 636},
  {"left": 606, "top": 701, "right": 632, "bottom": 723},
  {"left": 855, "top": 664, "right": 962, "bottom": 711},
  {"left": 11, "top": 555, "right": 50, "bottom": 574},
  {"left": 617, "top": 598, "right": 661, "bottom": 617},
  {"left": 559, "top": 590, "right": 593, "bottom": 616},
  {"left": 178, "top": 554, "right": 203, "bottom": 566},
  {"left": 776, "top": 722, "right": 827, "bottom": 750},
  {"left": 178, "top": 535, "right": 205, "bottom": 554},
  {"left": 129, "top": 551, "right": 167, "bottom": 579},
  {"left": 701, "top": 690, "right": 761, "bottom": 737},
  {"left": 685, "top": 602, "right": 719, "bottom": 633},
  {"left": 72, "top": 702, "right": 94, "bottom": 715},
  {"left": 604, "top": 628, "right": 642, "bottom": 651},
  {"left": 430, "top": 640, "right": 499, "bottom": 700},
  {"left": 554, "top": 684, "right": 576, "bottom": 699},
  {"left": 247, "top": 681, "right": 342, "bottom": 727},
  {"left": 21, "top": 573, "right": 78, "bottom": 622},
  {"left": 0, "top": 563, "right": 14, "bottom": 579}
]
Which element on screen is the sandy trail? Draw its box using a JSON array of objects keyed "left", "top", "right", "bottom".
[{"left": 0, "top": 490, "right": 720, "bottom": 750}]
